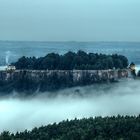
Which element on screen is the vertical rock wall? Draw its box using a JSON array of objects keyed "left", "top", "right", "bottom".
[{"left": 0, "top": 69, "right": 129, "bottom": 92}]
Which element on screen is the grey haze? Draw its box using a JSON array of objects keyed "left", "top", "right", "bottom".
[{"left": 0, "top": 0, "right": 140, "bottom": 41}]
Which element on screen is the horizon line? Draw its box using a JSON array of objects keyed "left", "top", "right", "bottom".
[{"left": 0, "top": 40, "right": 140, "bottom": 43}]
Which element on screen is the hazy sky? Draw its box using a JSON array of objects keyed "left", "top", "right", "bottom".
[{"left": 0, "top": 0, "right": 140, "bottom": 41}]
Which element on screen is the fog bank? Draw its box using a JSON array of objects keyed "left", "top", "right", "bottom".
[{"left": 0, "top": 80, "right": 140, "bottom": 132}]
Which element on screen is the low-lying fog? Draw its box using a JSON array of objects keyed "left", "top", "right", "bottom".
[{"left": 0, "top": 80, "right": 140, "bottom": 133}]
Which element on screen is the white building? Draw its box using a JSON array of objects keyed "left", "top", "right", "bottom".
[{"left": 0, "top": 65, "right": 16, "bottom": 71}]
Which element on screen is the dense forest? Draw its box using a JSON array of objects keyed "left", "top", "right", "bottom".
[
  {"left": 1, "top": 115, "right": 140, "bottom": 140},
  {"left": 13, "top": 51, "right": 128, "bottom": 70}
]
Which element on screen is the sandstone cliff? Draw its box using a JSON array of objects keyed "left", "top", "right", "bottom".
[{"left": 0, "top": 69, "right": 128, "bottom": 93}]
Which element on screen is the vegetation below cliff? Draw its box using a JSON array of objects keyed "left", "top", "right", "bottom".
[
  {"left": 13, "top": 51, "right": 128, "bottom": 70},
  {"left": 1, "top": 115, "right": 140, "bottom": 140}
]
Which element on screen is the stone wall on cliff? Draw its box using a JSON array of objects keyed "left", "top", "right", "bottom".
[{"left": 0, "top": 69, "right": 129, "bottom": 93}]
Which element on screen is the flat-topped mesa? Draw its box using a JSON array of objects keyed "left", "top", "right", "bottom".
[{"left": 0, "top": 69, "right": 128, "bottom": 93}]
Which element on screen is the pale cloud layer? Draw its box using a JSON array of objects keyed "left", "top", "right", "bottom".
[
  {"left": 0, "top": 80, "right": 140, "bottom": 133},
  {"left": 0, "top": 0, "right": 140, "bottom": 41}
]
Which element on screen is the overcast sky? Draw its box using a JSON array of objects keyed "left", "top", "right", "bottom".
[{"left": 0, "top": 0, "right": 140, "bottom": 41}]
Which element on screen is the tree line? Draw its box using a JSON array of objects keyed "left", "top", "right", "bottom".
[
  {"left": 1, "top": 115, "right": 140, "bottom": 140},
  {"left": 13, "top": 51, "right": 128, "bottom": 70}
]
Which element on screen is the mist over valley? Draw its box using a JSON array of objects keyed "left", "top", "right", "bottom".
[{"left": 0, "top": 80, "right": 140, "bottom": 133}]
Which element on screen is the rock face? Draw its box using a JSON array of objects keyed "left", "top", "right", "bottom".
[{"left": 0, "top": 69, "right": 129, "bottom": 93}]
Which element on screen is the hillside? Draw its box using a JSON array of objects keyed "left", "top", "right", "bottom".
[{"left": 1, "top": 115, "right": 140, "bottom": 140}]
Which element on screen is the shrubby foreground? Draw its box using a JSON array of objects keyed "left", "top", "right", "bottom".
[{"left": 1, "top": 115, "right": 140, "bottom": 140}]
